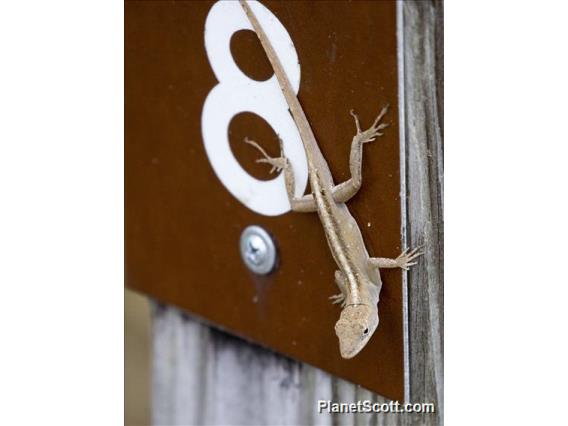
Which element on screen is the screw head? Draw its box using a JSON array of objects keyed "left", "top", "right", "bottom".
[{"left": 239, "top": 225, "right": 277, "bottom": 275}]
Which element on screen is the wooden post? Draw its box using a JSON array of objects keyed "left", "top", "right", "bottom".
[{"left": 151, "top": 1, "right": 443, "bottom": 424}]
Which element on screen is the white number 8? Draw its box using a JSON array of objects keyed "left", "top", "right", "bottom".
[{"left": 201, "top": 0, "right": 308, "bottom": 216}]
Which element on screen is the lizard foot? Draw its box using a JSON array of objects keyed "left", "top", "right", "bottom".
[
  {"left": 329, "top": 293, "right": 346, "bottom": 308},
  {"left": 350, "top": 104, "right": 390, "bottom": 144},
  {"left": 244, "top": 137, "right": 287, "bottom": 173},
  {"left": 395, "top": 246, "right": 424, "bottom": 270}
]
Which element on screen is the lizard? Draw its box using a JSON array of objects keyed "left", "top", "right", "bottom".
[{"left": 238, "top": 0, "right": 421, "bottom": 359}]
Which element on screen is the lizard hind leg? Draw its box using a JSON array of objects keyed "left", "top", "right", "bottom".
[
  {"left": 244, "top": 137, "right": 286, "bottom": 173},
  {"left": 352, "top": 104, "right": 390, "bottom": 144},
  {"left": 332, "top": 105, "right": 391, "bottom": 203},
  {"left": 243, "top": 137, "right": 317, "bottom": 213}
]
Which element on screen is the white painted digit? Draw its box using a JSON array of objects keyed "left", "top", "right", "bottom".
[{"left": 201, "top": 0, "right": 308, "bottom": 216}]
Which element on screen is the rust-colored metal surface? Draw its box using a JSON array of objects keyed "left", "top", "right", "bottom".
[{"left": 125, "top": 0, "right": 403, "bottom": 400}]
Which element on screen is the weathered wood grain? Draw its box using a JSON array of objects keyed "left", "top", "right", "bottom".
[
  {"left": 151, "top": 1, "right": 443, "bottom": 425},
  {"left": 402, "top": 0, "right": 444, "bottom": 424}
]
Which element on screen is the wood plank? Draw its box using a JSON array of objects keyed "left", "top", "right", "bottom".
[{"left": 151, "top": 1, "right": 443, "bottom": 424}]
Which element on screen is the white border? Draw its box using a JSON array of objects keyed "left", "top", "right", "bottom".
[{"left": 0, "top": 1, "right": 123, "bottom": 423}]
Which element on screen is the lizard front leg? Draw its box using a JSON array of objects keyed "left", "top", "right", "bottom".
[
  {"left": 329, "top": 270, "right": 348, "bottom": 308},
  {"left": 332, "top": 105, "right": 390, "bottom": 203},
  {"left": 368, "top": 247, "right": 423, "bottom": 271},
  {"left": 244, "top": 137, "right": 317, "bottom": 212}
]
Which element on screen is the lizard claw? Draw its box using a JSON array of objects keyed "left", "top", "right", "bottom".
[
  {"left": 395, "top": 246, "right": 424, "bottom": 269},
  {"left": 353, "top": 104, "right": 391, "bottom": 144},
  {"left": 350, "top": 109, "right": 362, "bottom": 133},
  {"left": 372, "top": 104, "right": 389, "bottom": 128},
  {"left": 245, "top": 137, "right": 286, "bottom": 173},
  {"left": 256, "top": 158, "right": 281, "bottom": 174},
  {"left": 329, "top": 293, "right": 346, "bottom": 307}
]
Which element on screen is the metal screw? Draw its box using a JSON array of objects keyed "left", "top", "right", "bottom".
[{"left": 240, "top": 225, "right": 277, "bottom": 275}]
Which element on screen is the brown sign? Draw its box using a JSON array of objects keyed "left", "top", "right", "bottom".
[{"left": 126, "top": 0, "right": 405, "bottom": 400}]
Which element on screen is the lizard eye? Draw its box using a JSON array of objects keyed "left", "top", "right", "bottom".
[{"left": 363, "top": 328, "right": 369, "bottom": 335}]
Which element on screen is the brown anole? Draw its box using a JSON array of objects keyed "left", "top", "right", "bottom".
[{"left": 239, "top": 0, "right": 421, "bottom": 358}]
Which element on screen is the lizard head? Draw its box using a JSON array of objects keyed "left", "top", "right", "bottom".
[{"left": 334, "top": 304, "right": 378, "bottom": 359}]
